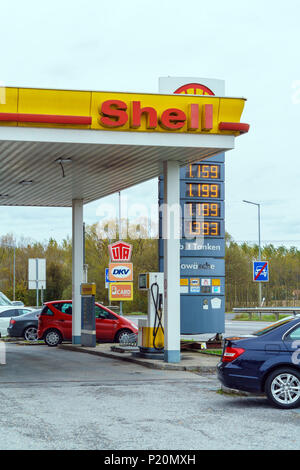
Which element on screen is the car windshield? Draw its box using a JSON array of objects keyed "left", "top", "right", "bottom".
[
  {"left": 253, "top": 316, "right": 295, "bottom": 336},
  {"left": 18, "top": 310, "right": 34, "bottom": 317},
  {"left": 0, "top": 292, "right": 13, "bottom": 306}
]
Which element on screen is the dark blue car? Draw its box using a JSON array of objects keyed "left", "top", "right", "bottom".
[{"left": 217, "top": 315, "right": 300, "bottom": 409}]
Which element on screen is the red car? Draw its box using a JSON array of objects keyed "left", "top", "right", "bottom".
[{"left": 38, "top": 300, "right": 138, "bottom": 347}]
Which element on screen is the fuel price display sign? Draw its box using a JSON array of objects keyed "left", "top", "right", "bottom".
[
  {"left": 158, "top": 77, "right": 226, "bottom": 336},
  {"left": 159, "top": 153, "right": 225, "bottom": 335}
]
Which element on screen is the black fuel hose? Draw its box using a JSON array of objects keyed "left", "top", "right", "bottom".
[{"left": 150, "top": 282, "right": 164, "bottom": 351}]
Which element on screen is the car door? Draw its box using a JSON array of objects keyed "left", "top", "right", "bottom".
[
  {"left": 0, "top": 309, "right": 18, "bottom": 337},
  {"left": 51, "top": 302, "right": 73, "bottom": 340},
  {"left": 95, "top": 305, "right": 118, "bottom": 341}
]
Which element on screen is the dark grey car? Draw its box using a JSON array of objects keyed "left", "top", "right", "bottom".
[{"left": 7, "top": 309, "right": 41, "bottom": 341}]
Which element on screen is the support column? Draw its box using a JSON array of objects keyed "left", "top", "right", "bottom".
[
  {"left": 163, "top": 161, "right": 181, "bottom": 363},
  {"left": 72, "top": 199, "right": 84, "bottom": 344}
]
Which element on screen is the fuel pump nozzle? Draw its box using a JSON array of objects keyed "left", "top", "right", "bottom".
[
  {"left": 136, "top": 272, "right": 164, "bottom": 359},
  {"left": 151, "top": 278, "right": 164, "bottom": 351}
]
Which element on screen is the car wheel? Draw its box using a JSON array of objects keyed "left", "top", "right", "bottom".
[
  {"left": 23, "top": 326, "right": 38, "bottom": 342},
  {"left": 44, "top": 329, "right": 62, "bottom": 347},
  {"left": 115, "top": 329, "right": 133, "bottom": 344},
  {"left": 265, "top": 368, "right": 300, "bottom": 409}
]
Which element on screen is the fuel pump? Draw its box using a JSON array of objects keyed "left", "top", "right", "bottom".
[
  {"left": 81, "top": 283, "right": 96, "bottom": 347},
  {"left": 135, "top": 272, "right": 164, "bottom": 359}
]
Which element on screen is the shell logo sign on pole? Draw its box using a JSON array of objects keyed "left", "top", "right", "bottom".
[
  {"left": 108, "top": 241, "right": 133, "bottom": 301},
  {"left": 173, "top": 83, "right": 215, "bottom": 96}
]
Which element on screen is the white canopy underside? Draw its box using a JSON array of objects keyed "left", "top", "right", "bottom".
[{"left": 0, "top": 127, "right": 234, "bottom": 207}]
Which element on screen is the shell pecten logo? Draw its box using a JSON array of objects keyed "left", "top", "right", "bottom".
[{"left": 174, "top": 83, "right": 215, "bottom": 96}]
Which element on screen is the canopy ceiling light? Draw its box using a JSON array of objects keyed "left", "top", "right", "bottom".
[
  {"left": 55, "top": 158, "right": 72, "bottom": 178},
  {"left": 19, "top": 180, "right": 33, "bottom": 185}
]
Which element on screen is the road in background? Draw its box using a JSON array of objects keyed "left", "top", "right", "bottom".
[{"left": 125, "top": 315, "right": 273, "bottom": 342}]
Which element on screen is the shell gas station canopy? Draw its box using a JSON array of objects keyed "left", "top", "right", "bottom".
[
  {"left": 0, "top": 86, "right": 249, "bottom": 206},
  {"left": 0, "top": 83, "right": 249, "bottom": 362}
]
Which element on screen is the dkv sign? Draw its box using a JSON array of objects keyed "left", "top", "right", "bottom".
[{"left": 108, "top": 262, "right": 133, "bottom": 282}]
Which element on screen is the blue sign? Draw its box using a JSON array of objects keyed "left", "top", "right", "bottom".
[
  {"left": 105, "top": 268, "right": 110, "bottom": 288},
  {"left": 253, "top": 261, "right": 269, "bottom": 282}
]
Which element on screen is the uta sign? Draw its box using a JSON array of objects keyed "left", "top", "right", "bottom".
[{"left": 108, "top": 241, "right": 132, "bottom": 262}]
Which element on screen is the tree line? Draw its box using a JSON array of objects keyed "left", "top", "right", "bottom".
[{"left": 0, "top": 225, "right": 299, "bottom": 312}]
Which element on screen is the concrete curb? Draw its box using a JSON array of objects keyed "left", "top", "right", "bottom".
[
  {"left": 59, "top": 344, "right": 218, "bottom": 374},
  {"left": 221, "top": 385, "right": 264, "bottom": 397}
]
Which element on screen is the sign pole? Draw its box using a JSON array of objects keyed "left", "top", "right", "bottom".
[
  {"left": 13, "top": 245, "right": 16, "bottom": 302},
  {"left": 243, "top": 200, "right": 262, "bottom": 307},
  {"left": 28, "top": 258, "right": 46, "bottom": 308},
  {"left": 36, "top": 259, "right": 39, "bottom": 308},
  {"left": 258, "top": 204, "right": 262, "bottom": 306},
  {"left": 119, "top": 191, "right": 123, "bottom": 316}
]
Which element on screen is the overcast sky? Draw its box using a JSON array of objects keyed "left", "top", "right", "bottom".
[{"left": 0, "top": 0, "right": 299, "bottom": 247}]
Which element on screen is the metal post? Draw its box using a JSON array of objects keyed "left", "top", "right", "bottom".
[
  {"left": 243, "top": 200, "right": 262, "bottom": 307},
  {"left": 2, "top": 242, "right": 16, "bottom": 302},
  {"left": 83, "top": 222, "right": 85, "bottom": 265},
  {"left": 13, "top": 245, "right": 16, "bottom": 302},
  {"left": 72, "top": 199, "right": 84, "bottom": 344},
  {"left": 258, "top": 203, "right": 262, "bottom": 307},
  {"left": 36, "top": 259, "right": 39, "bottom": 308},
  {"left": 108, "top": 238, "right": 111, "bottom": 306},
  {"left": 119, "top": 191, "right": 123, "bottom": 316},
  {"left": 163, "top": 161, "right": 180, "bottom": 363},
  {"left": 83, "top": 222, "right": 88, "bottom": 283}
]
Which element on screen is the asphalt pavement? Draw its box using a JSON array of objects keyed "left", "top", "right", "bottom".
[{"left": 1, "top": 342, "right": 300, "bottom": 450}]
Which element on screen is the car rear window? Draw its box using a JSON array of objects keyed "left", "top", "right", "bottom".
[
  {"left": 253, "top": 317, "right": 295, "bottom": 336},
  {"left": 41, "top": 305, "right": 53, "bottom": 316},
  {"left": 53, "top": 303, "right": 72, "bottom": 315}
]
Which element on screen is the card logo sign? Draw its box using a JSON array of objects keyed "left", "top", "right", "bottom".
[
  {"left": 110, "top": 282, "right": 133, "bottom": 301},
  {"left": 109, "top": 263, "right": 133, "bottom": 282},
  {"left": 108, "top": 241, "right": 132, "bottom": 262},
  {"left": 107, "top": 242, "right": 134, "bottom": 302}
]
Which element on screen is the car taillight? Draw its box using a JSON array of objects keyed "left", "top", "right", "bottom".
[
  {"left": 222, "top": 346, "right": 245, "bottom": 363},
  {"left": 10, "top": 319, "right": 16, "bottom": 325}
]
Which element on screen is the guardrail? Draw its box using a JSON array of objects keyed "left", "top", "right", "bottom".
[{"left": 233, "top": 307, "right": 300, "bottom": 321}]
